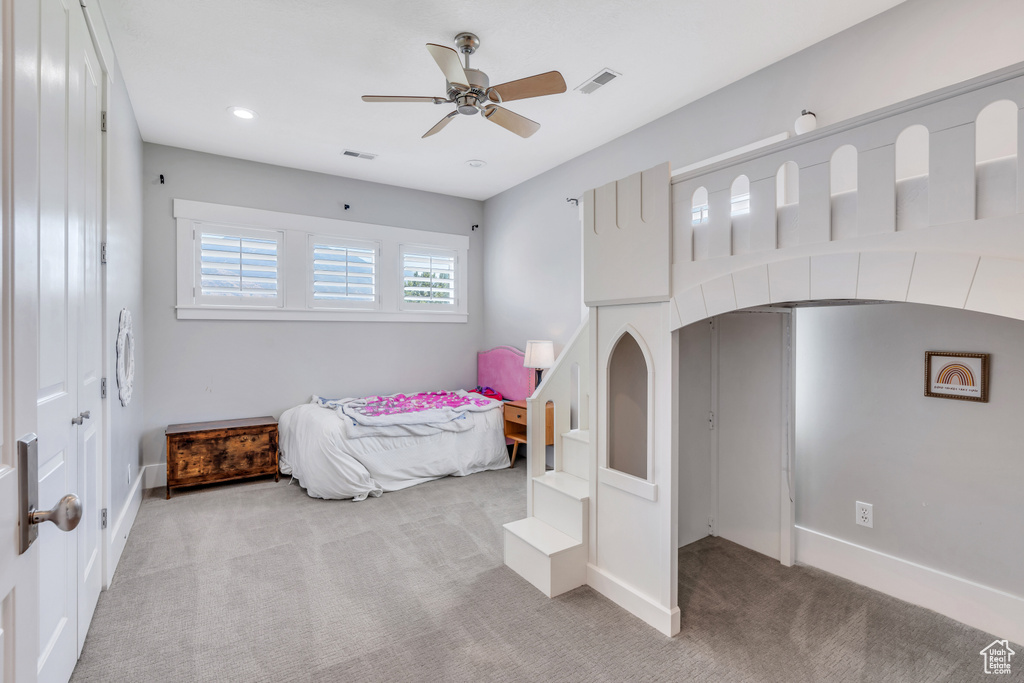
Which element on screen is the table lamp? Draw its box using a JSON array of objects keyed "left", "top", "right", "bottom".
[{"left": 524, "top": 340, "right": 555, "bottom": 388}]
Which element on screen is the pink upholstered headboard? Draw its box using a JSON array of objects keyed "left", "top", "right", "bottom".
[{"left": 477, "top": 346, "right": 535, "bottom": 402}]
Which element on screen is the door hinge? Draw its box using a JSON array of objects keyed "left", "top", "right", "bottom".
[
  {"left": 708, "top": 411, "right": 715, "bottom": 430},
  {"left": 100, "top": 241, "right": 107, "bottom": 264},
  {"left": 101, "top": 508, "right": 108, "bottom": 529},
  {"left": 100, "top": 377, "right": 107, "bottom": 399},
  {"left": 100, "top": 110, "right": 107, "bottom": 132}
]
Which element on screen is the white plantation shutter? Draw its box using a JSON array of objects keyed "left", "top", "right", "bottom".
[
  {"left": 195, "top": 225, "right": 282, "bottom": 306},
  {"left": 401, "top": 247, "right": 456, "bottom": 308},
  {"left": 175, "top": 199, "right": 468, "bottom": 320},
  {"left": 309, "top": 237, "right": 378, "bottom": 309}
]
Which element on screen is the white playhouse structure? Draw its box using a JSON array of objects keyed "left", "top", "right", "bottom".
[{"left": 502, "top": 62, "right": 1024, "bottom": 642}]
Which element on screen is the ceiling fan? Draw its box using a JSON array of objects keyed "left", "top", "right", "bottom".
[{"left": 362, "top": 32, "right": 566, "bottom": 139}]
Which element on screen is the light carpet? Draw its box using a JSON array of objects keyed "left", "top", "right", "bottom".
[{"left": 70, "top": 467, "right": 1020, "bottom": 682}]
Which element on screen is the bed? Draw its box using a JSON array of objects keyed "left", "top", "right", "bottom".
[{"left": 278, "top": 346, "right": 536, "bottom": 500}]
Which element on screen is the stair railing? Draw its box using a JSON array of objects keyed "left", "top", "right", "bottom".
[{"left": 526, "top": 313, "right": 590, "bottom": 515}]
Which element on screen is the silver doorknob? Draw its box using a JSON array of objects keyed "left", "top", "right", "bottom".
[
  {"left": 30, "top": 494, "right": 82, "bottom": 532},
  {"left": 71, "top": 411, "right": 90, "bottom": 425}
]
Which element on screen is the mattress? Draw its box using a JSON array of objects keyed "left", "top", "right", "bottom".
[{"left": 278, "top": 396, "right": 508, "bottom": 500}]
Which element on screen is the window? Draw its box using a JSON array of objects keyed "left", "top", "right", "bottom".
[
  {"left": 691, "top": 187, "right": 709, "bottom": 226},
  {"left": 689, "top": 186, "right": 750, "bottom": 225},
  {"left": 401, "top": 246, "right": 457, "bottom": 309},
  {"left": 730, "top": 193, "right": 750, "bottom": 216},
  {"left": 174, "top": 199, "right": 468, "bottom": 322},
  {"left": 309, "top": 236, "right": 378, "bottom": 310},
  {"left": 730, "top": 175, "right": 750, "bottom": 217},
  {"left": 195, "top": 225, "right": 282, "bottom": 306}
]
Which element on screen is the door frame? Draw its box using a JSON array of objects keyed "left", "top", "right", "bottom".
[{"left": 77, "top": 0, "right": 115, "bottom": 593}]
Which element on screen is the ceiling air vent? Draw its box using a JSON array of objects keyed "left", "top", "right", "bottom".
[
  {"left": 342, "top": 149, "right": 377, "bottom": 160},
  {"left": 576, "top": 68, "right": 620, "bottom": 95}
]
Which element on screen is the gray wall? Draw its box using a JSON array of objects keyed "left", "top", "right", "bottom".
[
  {"left": 796, "top": 304, "right": 1024, "bottom": 598},
  {"left": 105, "top": 74, "right": 145, "bottom": 515},
  {"left": 481, "top": 0, "right": 1024, "bottom": 349},
  {"left": 92, "top": 2, "right": 146, "bottom": 521},
  {"left": 141, "top": 144, "right": 484, "bottom": 471}
]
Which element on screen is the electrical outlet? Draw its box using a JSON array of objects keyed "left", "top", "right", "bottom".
[{"left": 856, "top": 501, "right": 873, "bottom": 528}]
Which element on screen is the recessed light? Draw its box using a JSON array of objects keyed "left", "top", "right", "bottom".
[
  {"left": 466, "top": 159, "right": 486, "bottom": 168},
  {"left": 228, "top": 107, "right": 257, "bottom": 120}
]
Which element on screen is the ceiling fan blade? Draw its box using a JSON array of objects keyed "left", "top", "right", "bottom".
[
  {"left": 487, "top": 71, "right": 566, "bottom": 103},
  {"left": 483, "top": 105, "right": 540, "bottom": 138},
  {"left": 423, "top": 111, "right": 459, "bottom": 138},
  {"left": 426, "top": 44, "right": 469, "bottom": 89},
  {"left": 362, "top": 95, "right": 448, "bottom": 104}
]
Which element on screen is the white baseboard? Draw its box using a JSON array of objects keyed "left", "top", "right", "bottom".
[
  {"left": 796, "top": 526, "right": 1024, "bottom": 646},
  {"left": 587, "top": 563, "right": 680, "bottom": 637},
  {"left": 104, "top": 470, "right": 143, "bottom": 587},
  {"left": 142, "top": 462, "right": 166, "bottom": 490}
]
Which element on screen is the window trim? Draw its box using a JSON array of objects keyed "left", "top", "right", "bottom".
[{"left": 174, "top": 199, "right": 469, "bottom": 322}]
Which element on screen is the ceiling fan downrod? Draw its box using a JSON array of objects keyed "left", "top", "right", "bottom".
[{"left": 455, "top": 32, "right": 479, "bottom": 69}]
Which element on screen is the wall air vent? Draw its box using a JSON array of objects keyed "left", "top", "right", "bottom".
[
  {"left": 342, "top": 149, "right": 377, "bottom": 160},
  {"left": 576, "top": 68, "right": 620, "bottom": 95}
]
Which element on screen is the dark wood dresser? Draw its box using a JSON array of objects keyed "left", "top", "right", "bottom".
[{"left": 165, "top": 416, "right": 279, "bottom": 498}]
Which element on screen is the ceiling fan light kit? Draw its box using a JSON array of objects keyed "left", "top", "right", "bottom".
[{"left": 362, "top": 32, "right": 566, "bottom": 139}]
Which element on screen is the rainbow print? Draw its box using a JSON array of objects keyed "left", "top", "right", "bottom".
[{"left": 936, "top": 363, "right": 975, "bottom": 386}]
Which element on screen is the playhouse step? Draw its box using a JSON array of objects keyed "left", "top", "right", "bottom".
[
  {"left": 503, "top": 517, "right": 586, "bottom": 597},
  {"left": 561, "top": 429, "right": 590, "bottom": 480},
  {"left": 533, "top": 471, "right": 589, "bottom": 541},
  {"left": 535, "top": 471, "right": 588, "bottom": 499}
]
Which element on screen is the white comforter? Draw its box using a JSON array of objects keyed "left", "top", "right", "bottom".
[{"left": 278, "top": 393, "right": 508, "bottom": 500}]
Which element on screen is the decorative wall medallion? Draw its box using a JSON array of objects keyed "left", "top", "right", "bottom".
[{"left": 116, "top": 308, "right": 135, "bottom": 406}]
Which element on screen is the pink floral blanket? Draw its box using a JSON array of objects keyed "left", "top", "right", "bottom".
[{"left": 339, "top": 389, "right": 500, "bottom": 426}]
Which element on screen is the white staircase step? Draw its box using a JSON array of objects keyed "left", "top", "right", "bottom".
[
  {"left": 503, "top": 517, "right": 586, "bottom": 597},
  {"left": 533, "top": 471, "right": 589, "bottom": 541},
  {"left": 561, "top": 429, "right": 590, "bottom": 481},
  {"left": 562, "top": 429, "right": 590, "bottom": 444},
  {"left": 504, "top": 517, "right": 578, "bottom": 556},
  {"left": 534, "top": 471, "right": 588, "bottom": 500}
]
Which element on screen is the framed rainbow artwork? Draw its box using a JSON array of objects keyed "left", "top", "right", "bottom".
[{"left": 925, "top": 351, "right": 990, "bottom": 402}]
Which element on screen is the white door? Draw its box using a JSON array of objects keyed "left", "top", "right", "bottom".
[
  {"left": 37, "top": 0, "right": 79, "bottom": 678},
  {"left": 715, "top": 312, "right": 788, "bottom": 560},
  {"left": 0, "top": 0, "right": 42, "bottom": 665},
  {"left": 69, "top": 3, "right": 104, "bottom": 649},
  {"left": 37, "top": 1, "right": 104, "bottom": 680},
  {"left": 3, "top": 0, "right": 50, "bottom": 677}
]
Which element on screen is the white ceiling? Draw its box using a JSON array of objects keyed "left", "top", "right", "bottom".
[{"left": 99, "top": 0, "right": 906, "bottom": 201}]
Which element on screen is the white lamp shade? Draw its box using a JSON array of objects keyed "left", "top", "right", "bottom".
[{"left": 524, "top": 340, "right": 555, "bottom": 369}]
